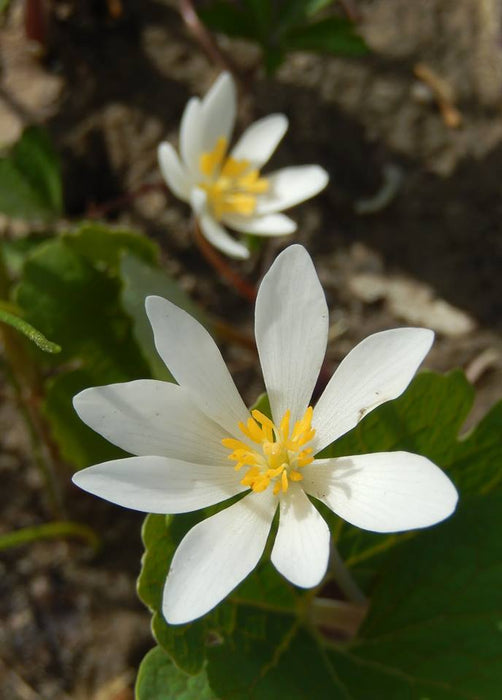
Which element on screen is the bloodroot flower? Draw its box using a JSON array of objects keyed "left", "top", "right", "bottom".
[
  {"left": 158, "top": 72, "right": 328, "bottom": 259},
  {"left": 72, "top": 245, "right": 458, "bottom": 624}
]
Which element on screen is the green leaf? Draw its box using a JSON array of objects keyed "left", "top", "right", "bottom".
[
  {"left": 330, "top": 493, "right": 502, "bottom": 699},
  {"left": 63, "top": 221, "right": 158, "bottom": 271},
  {"left": 206, "top": 494, "right": 502, "bottom": 699},
  {"left": 120, "top": 253, "right": 209, "bottom": 382},
  {"left": 15, "top": 235, "right": 150, "bottom": 468},
  {"left": 0, "top": 234, "right": 51, "bottom": 278},
  {"left": 137, "top": 370, "right": 501, "bottom": 698},
  {"left": 199, "top": 2, "right": 255, "bottom": 40},
  {"left": 136, "top": 647, "right": 215, "bottom": 700},
  {"left": 0, "top": 126, "right": 62, "bottom": 221},
  {"left": 323, "top": 370, "right": 502, "bottom": 582},
  {"left": 138, "top": 513, "right": 302, "bottom": 682},
  {"left": 0, "top": 303, "right": 61, "bottom": 352},
  {"left": 138, "top": 514, "right": 210, "bottom": 675},
  {"left": 332, "top": 369, "right": 502, "bottom": 497},
  {"left": 285, "top": 16, "right": 368, "bottom": 56},
  {"left": 303, "top": 0, "right": 334, "bottom": 15},
  {"left": 200, "top": 1, "right": 367, "bottom": 73},
  {"left": 15, "top": 238, "right": 147, "bottom": 374},
  {"left": 44, "top": 370, "right": 127, "bottom": 468}
]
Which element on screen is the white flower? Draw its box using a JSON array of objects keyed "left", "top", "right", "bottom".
[
  {"left": 158, "top": 73, "right": 329, "bottom": 259},
  {"left": 72, "top": 245, "right": 458, "bottom": 624}
]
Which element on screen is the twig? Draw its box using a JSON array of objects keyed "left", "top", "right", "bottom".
[
  {"left": 211, "top": 318, "right": 257, "bottom": 353},
  {"left": 414, "top": 63, "right": 462, "bottom": 129},
  {"left": 194, "top": 221, "right": 257, "bottom": 302},
  {"left": 339, "top": 0, "right": 362, "bottom": 23},
  {"left": 179, "top": 0, "right": 240, "bottom": 80},
  {"left": 24, "top": 0, "right": 48, "bottom": 51},
  {"left": 0, "top": 658, "right": 42, "bottom": 700},
  {"left": 86, "top": 181, "right": 168, "bottom": 219}
]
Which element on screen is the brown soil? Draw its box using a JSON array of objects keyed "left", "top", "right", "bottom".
[{"left": 1, "top": 0, "right": 502, "bottom": 697}]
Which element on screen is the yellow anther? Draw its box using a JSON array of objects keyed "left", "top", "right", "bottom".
[
  {"left": 279, "top": 410, "right": 290, "bottom": 438},
  {"left": 281, "top": 470, "right": 289, "bottom": 493},
  {"left": 198, "top": 136, "right": 269, "bottom": 221},
  {"left": 222, "top": 407, "right": 315, "bottom": 496},
  {"left": 221, "top": 158, "right": 250, "bottom": 179}
]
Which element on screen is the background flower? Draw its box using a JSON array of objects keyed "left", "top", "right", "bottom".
[
  {"left": 158, "top": 73, "right": 329, "bottom": 258},
  {"left": 72, "top": 245, "right": 457, "bottom": 623}
]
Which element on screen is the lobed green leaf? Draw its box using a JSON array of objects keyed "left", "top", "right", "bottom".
[
  {"left": 136, "top": 646, "right": 215, "bottom": 700},
  {"left": 326, "top": 370, "right": 502, "bottom": 583},
  {"left": 137, "top": 371, "right": 502, "bottom": 698},
  {"left": 205, "top": 494, "right": 502, "bottom": 698}
]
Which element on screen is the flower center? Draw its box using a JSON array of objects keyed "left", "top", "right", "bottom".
[
  {"left": 198, "top": 136, "right": 269, "bottom": 221},
  {"left": 222, "top": 407, "right": 315, "bottom": 496}
]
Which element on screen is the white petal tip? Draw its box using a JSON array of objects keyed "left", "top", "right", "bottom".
[
  {"left": 162, "top": 604, "right": 198, "bottom": 626},
  {"left": 157, "top": 141, "right": 170, "bottom": 158}
]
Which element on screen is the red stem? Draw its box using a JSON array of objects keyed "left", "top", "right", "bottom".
[
  {"left": 194, "top": 222, "right": 257, "bottom": 303},
  {"left": 179, "top": 0, "right": 241, "bottom": 82},
  {"left": 86, "top": 181, "right": 168, "bottom": 219}
]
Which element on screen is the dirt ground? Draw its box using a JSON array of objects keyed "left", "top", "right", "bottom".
[{"left": 1, "top": 0, "right": 502, "bottom": 697}]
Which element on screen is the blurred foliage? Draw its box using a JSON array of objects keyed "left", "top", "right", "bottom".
[
  {"left": 0, "top": 126, "right": 63, "bottom": 222},
  {"left": 0, "top": 521, "right": 100, "bottom": 552},
  {"left": 9, "top": 222, "right": 206, "bottom": 469},
  {"left": 199, "top": 0, "right": 368, "bottom": 73}
]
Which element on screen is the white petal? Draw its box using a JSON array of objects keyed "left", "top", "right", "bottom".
[
  {"left": 230, "top": 114, "right": 288, "bottom": 169},
  {"left": 158, "top": 143, "right": 192, "bottom": 202},
  {"left": 198, "top": 210, "right": 250, "bottom": 259},
  {"left": 255, "top": 245, "right": 328, "bottom": 425},
  {"left": 179, "top": 96, "right": 203, "bottom": 175},
  {"left": 163, "top": 490, "right": 276, "bottom": 623},
  {"left": 72, "top": 456, "right": 245, "bottom": 514},
  {"left": 312, "top": 328, "right": 434, "bottom": 453},
  {"left": 222, "top": 212, "right": 296, "bottom": 236},
  {"left": 255, "top": 165, "right": 329, "bottom": 214},
  {"left": 198, "top": 72, "right": 236, "bottom": 157},
  {"left": 145, "top": 296, "right": 250, "bottom": 436},
  {"left": 271, "top": 484, "right": 330, "bottom": 588},
  {"left": 73, "top": 380, "right": 229, "bottom": 464},
  {"left": 303, "top": 452, "right": 458, "bottom": 533}
]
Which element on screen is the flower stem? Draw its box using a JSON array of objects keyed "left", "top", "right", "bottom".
[
  {"left": 194, "top": 221, "right": 257, "bottom": 302},
  {"left": 309, "top": 596, "right": 368, "bottom": 639},
  {"left": 0, "top": 521, "right": 100, "bottom": 553},
  {"left": 179, "top": 0, "right": 241, "bottom": 80},
  {"left": 86, "top": 181, "right": 168, "bottom": 219},
  {"left": 330, "top": 543, "right": 368, "bottom": 605},
  {"left": 211, "top": 318, "right": 257, "bottom": 353}
]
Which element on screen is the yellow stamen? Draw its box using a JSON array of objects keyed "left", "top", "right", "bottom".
[
  {"left": 199, "top": 137, "right": 228, "bottom": 177},
  {"left": 198, "top": 136, "right": 269, "bottom": 220},
  {"left": 222, "top": 407, "right": 315, "bottom": 496}
]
